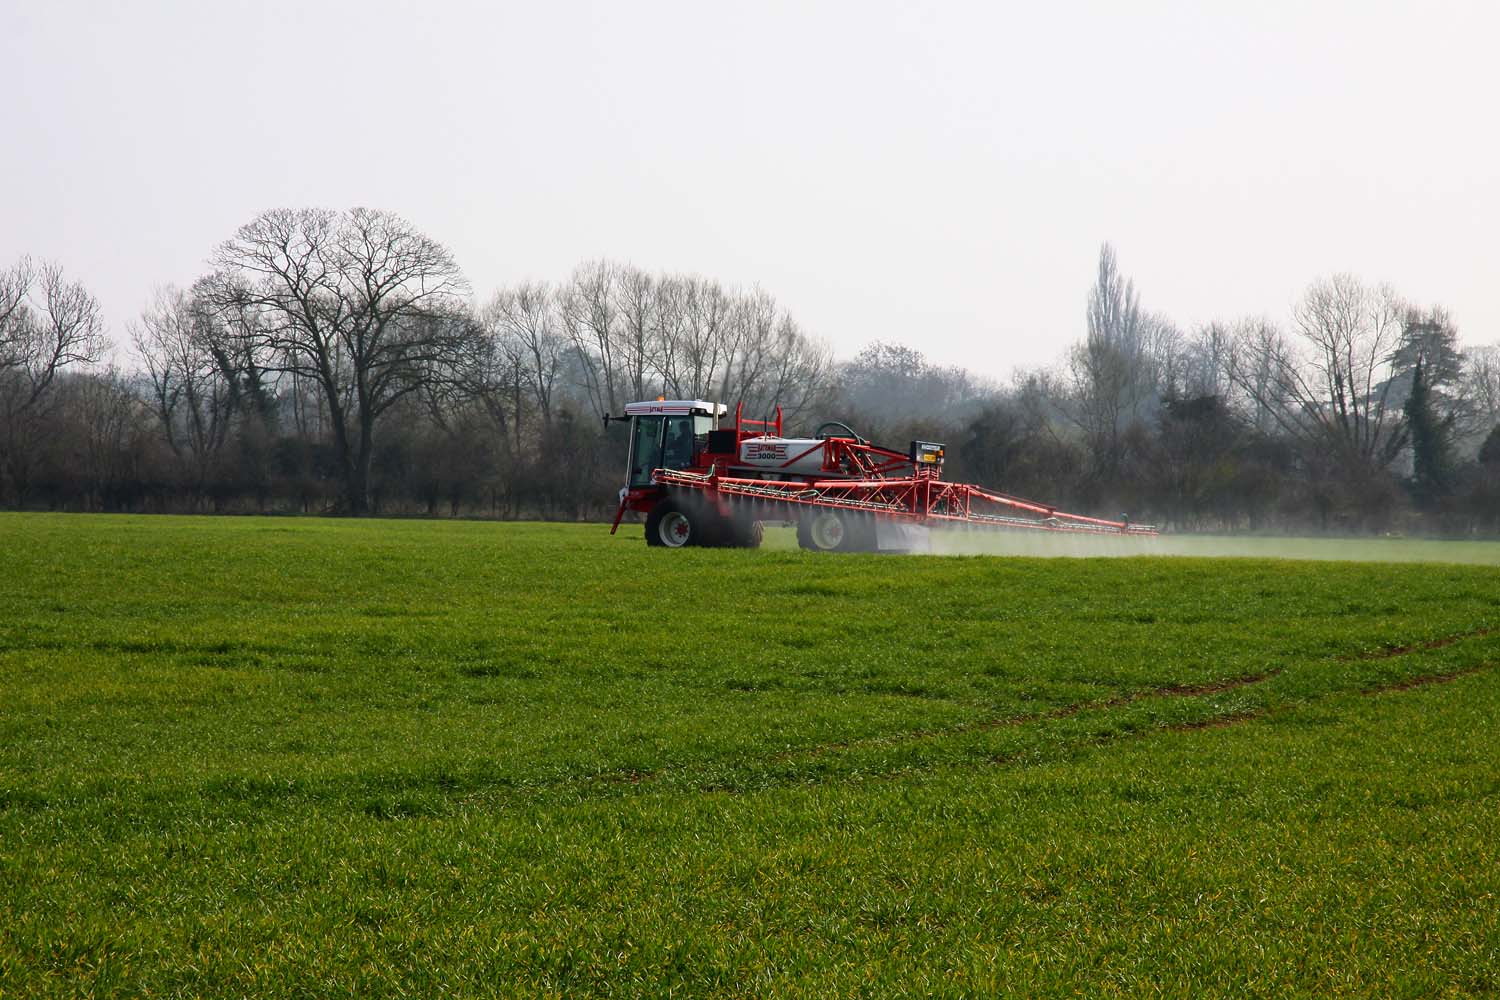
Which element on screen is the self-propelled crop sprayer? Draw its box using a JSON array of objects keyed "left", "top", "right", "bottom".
[{"left": 607, "top": 399, "right": 1157, "bottom": 551}]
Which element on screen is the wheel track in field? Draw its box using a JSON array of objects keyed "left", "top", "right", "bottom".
[
  {"left": 596, "top": 626, "right": 1499, "bottom": 793},
  {"left": 762, "top": 669, "right": 1284, "bottom": 765},
  {"left": 180, "top": 649, "right": 1500, "bottom": 813},
  {"left": 1155, "top": 657, "right": 1496, "bottom": 734},
  {"left": 1342, "top": 625, "right": 1495, "bottom": 661},
  {"left": 368, "top": 627, "right": 1500, "bottom": 802},
  {"left": 38, "top": 628, "right": 1488, "bottom": 815},
  {"left": 757, "top": 623, "right": 1500, "bottom": 769},
  {"left": 593, "top": 670, "right": 1289, "bottom": 790},
  {"left": 21, "top": 637, "right": 1491, "bottom": 823},
  {"left": 1360, "top": 661, "right": 1494, "bottom": 694}
]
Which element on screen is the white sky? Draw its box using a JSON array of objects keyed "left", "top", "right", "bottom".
[{"left": 3, "top": 0, "right": 1497, "bottom": 379}]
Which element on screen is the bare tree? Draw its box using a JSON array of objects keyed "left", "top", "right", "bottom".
[
  {"left": 483, "top": 282, "right": 567, "bottom": 428},
  {"left": 743, "top": 312, "right": 834, "bottom": 425},
  {"left": 839, "top": 341, "right": 956, "bottom": 421},
  {"left": 611, "top": 265, "right": 659, "bottom": 402},
  {"left": 130, "top": 286, "right": 239, "bottom": 504},
  {"left": 1183, "top": 322, "right": 1233, "bottom": 399},
  {"left": 677, "top": 276, "right": 734, "bottom": 401},
  {"left": 205, "top": 207, "right": 472, "bottom": 513},
  {"left": 0, "top": 259, "right": 109, "bottom": 502},
  {"left": 715, "top": 287, "right": 777, "bottom": 405},
  {"left": 651, "top": 275, "right": 738, "bottom": 400},
  {"left": 1087, "top": 244, "right": 1141, "bottom": 349},
  {"left": 1066, "top": 244, "right": 1171, "bottom": 479},
  {"left": 558, "top": 259, "right": 620, "bottom": 420},
  {"left": 1223, "top": 318, "right": 1290, "bottom": 434},
  {"left": 1294, "top": 275, "right": 1407, "bottom": 471},
  {"left": 63, "top": 367, "right": 152, "bottom": 511},
  {"left": 0, "top": 258, "right": 33, "bottom": 349},
  {"left": 1226, "top": 276, "right": 1407, "bottom": 481},
  {"left": 1140, "top": 312, "right": 1185, "bottom": 398},
  {"left": 0, "top": 259, "right": 109, "bottom": 410},
  {"left": 671, "top": 282, "right": 832, "bottom": 424},
  {"left": 551, "top": 261, "right": 835, "bottom": 430},
  {"left": 1462, "top": 343, "right": 1500, "bottom": 442}
]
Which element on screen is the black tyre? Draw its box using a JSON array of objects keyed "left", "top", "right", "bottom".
[
  {"left": 728, "top": 518, "right": 764, "bottom": 549},
  {"left": 644, "top": 500, "right": 698, "bottom": 548},
  {"left": 796, "top": 510, "right": 871, "bottom": 552},
  {"left": 691, "top": 510, "right": 762, "bottom": 548}
]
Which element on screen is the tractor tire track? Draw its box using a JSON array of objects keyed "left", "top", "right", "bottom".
[
  {"left": 1361, "top": 661, "right": 1494, "bottom": 695},
  {"left": 1145, "top": 659, "right": 1497, "bottom": 736},
  {"left": 592, "top": 670, "right": 1286, "bottom": 788},
  {"left": 1343, "top": 625, "right": 1495, "bottom": 661},
  {"left": 589, "top": 631, "right": 1499, "bottom": 795},
  {"left": 764, "top": 670, "right": 1282, "bottom": 766},
  {"left": 735, "top": 626, "right": 1488, "bottom": 773},
  {"left": 1164, "top": 708, "right": 1268, "bottom": 732}
]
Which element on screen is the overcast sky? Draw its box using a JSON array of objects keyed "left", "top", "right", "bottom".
[{"left": 3, "top": 0, "right": 1497, "bottom": 380}]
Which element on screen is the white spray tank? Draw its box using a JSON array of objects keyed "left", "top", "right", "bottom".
[{"left": 734, "top": 437, "right": 833, "bottom": 477}]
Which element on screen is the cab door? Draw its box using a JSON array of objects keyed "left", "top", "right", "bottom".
[{"left": 626, "top": 415, "right": 664, "bottom": 488}]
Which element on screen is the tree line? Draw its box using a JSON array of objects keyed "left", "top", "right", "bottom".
[{"left": 3, "top": 209, "right": 1498, "bottom": 533}]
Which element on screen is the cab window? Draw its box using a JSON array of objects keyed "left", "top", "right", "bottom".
[
  {"left": 661, "top": 415, "right": 696, "bottom": 470},
  {"left": 693, "top": 414, "right": 714, "bottom": 453},
  {"left": 627, "top": 416, "right": 664, "bottom": 488}
]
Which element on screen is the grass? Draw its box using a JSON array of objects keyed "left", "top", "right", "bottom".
[{"left": 1, "top": 513, "right": 1498, "bottom": 996}]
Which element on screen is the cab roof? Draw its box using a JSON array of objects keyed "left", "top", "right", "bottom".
[{"left": 624, "top": 399, "right": 727, "bottom": 417}]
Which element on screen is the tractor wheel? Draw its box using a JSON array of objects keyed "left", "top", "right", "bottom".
[
  {"left": 797, "top": 510, "right": 870, "bottom": 552},
  {"left": 697, "top": 513, "right": 762, "bottom": 548},
  {"left": 645, "top": 500, "right": 698, "bottom": 548},
  {"left": 729, "top": 518, "right": 764, "bottom": 549}
]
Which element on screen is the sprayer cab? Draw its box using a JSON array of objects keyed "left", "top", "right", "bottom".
[{"left": 620, "top": 399, "right": 727, "bottom": 489}]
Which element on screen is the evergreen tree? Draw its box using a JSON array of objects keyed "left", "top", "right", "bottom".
[{"left": 1404, "top": 358, "right": 1456, "bottom": 506}]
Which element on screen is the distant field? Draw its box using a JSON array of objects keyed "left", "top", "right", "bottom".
[{"left": 2, "top": 513, "right": 1498, "bottom": 997}]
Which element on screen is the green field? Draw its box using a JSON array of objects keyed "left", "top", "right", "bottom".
[{"left": 2, "top": 514, "right": 1498, "bottom": 997}]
